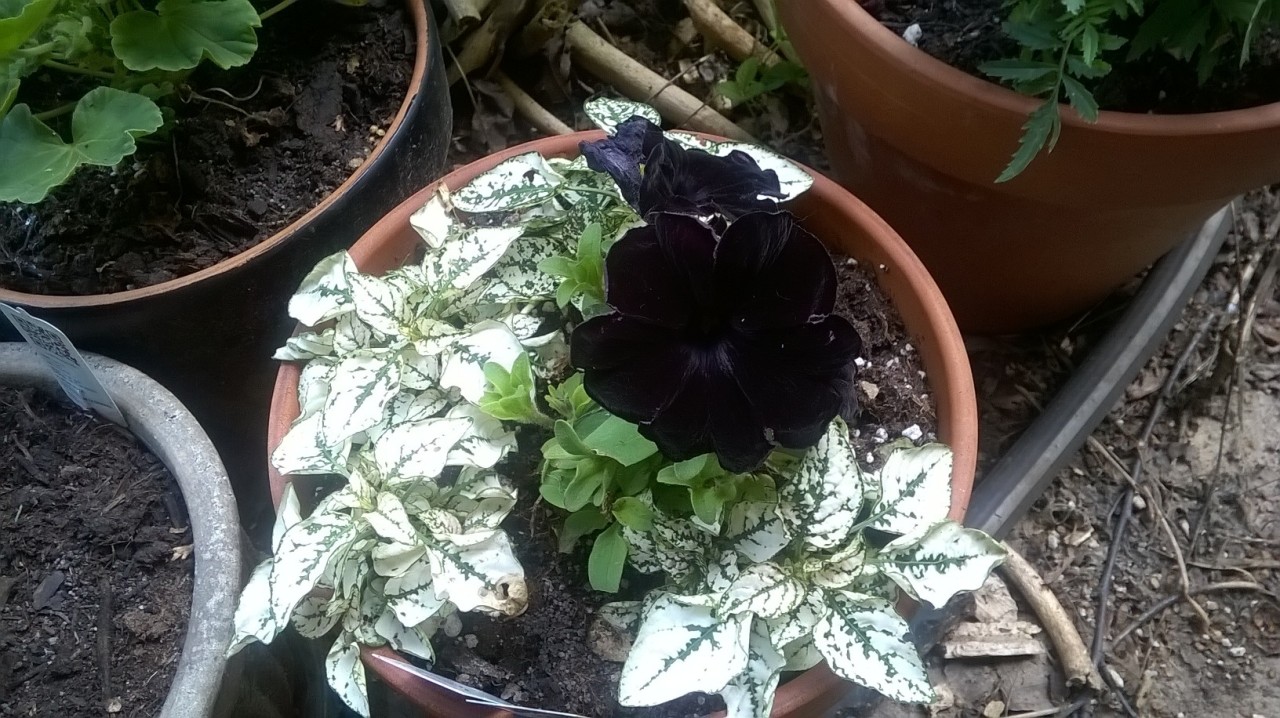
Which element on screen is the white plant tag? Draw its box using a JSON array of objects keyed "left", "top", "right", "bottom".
[{"left": 1, "top": 304, "right": 128, "bottom": 427}]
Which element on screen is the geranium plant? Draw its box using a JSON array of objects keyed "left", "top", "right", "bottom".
[
  {"left": 230, "top": 97, "right": 1005, "bottom": 717},
  {"left": 982, "top": 0, "right": 1280, "bottom": 180},
  {"left": 0, "top": 0, "right": 344, "bottom": 203}
]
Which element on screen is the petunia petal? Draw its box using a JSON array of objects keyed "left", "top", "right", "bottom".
[
  {"left": 639, "top": 140, "right": 784, "bottom": 220},
  {"left": 728, "top": 317, "right": 860, "bottom": 449},
  {"left": 715, "top": 212, "right": 838, "bottom": 331},
  {"left": 650, "top": 213, "right": 718, "bottom": 318},
  {"left": 572, "top": 314, "right": 694, "bottom": 423},
  {"left": 580, "top": 116, "right": 663, "bottom": 204},
  {"left": 603, "top": 222, "right": 708, "bottom": 329},
  {"left": 639, "top": 345, "right": 773, "bottom": 472}
]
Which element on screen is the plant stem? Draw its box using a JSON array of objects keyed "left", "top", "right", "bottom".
[
  {"left": 257, "top": 0, "right": 298, "bottom": 21},
  {"left": 16, "top": 41, "right": 56, "bottom": 57},
  {"left": 564, "top": 185, "right": 622, "bottom": 199},
  {"left": 34, "top": 103, "right": 76, "bottom": 121},
  {"left": 43, "top": 60, "right": 116, "bottom": 80}
]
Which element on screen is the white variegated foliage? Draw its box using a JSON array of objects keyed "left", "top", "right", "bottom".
[
  {"left": 615, "top": 423, "right": 1006, "bottom": 718},
  {"left": 241, "top": 98, "right": 829, "bottom": 717}
]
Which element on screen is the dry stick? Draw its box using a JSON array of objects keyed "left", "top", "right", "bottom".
[
  {"left": 1111, "top": 581, "right": 1279, "bottom": 647},
  {"left": 1186, "top": 233, "right": 1280, "bottom": 557},
  {"left": 447, "top": 0, "right": 533, "bottom": 85},
  {"left": 564, "top": 20, "right": 755, "bottom": 141},
  {"left": 512, "top": 0, "right": 576, "bottom": 59},
  {"left": 495, "top": 71, "right": 574, "bottom": 135},
  {"left": 1000, "top": 547, "right": 1106, "bottom": 693},
  {"left": 1084, "top": 435, "right": 1211, "bottom": 632},
  {"left": 442, "top": 0, "right": 493, "bottom": 28},
  {"left": 683, "top": 0, "right": 780, "bottom": 65}
]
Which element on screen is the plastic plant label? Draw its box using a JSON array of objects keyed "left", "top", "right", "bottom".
[{"left": 0, "top": 304, "right": 127, "bottom": 427}]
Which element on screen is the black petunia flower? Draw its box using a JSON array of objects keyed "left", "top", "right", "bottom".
[
  {"left": 570, "top": 211, "right": 861, "bottom": 473},
  {"left": 579, "top": 116, "right": 786, "bottom": 221}
]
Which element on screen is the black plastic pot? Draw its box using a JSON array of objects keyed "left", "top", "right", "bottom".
[{"left": 0, "top": 0, "right": 451, "bottom": 523}]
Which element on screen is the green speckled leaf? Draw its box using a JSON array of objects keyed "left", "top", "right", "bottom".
[
  {"left": 778, "top": 418, "right": 866, "bottom": 550},
  {"left": 719, "top": 619, "right": 785, "bottom": 718},
  {"left": 867, "top": 444, "right": 953, "bottom": 536},
  {"left": 452, "top": 151, "right": 561, "bottom": 213},
  {"left": 618, "top": 593, "right": 751, "bottom": 706},
  {"left": 814, "top": 592, "right": 933, "bottom": 704},
  {"left": 878, "top": 521, "right": 1005, "bottom": 608},
  {"left": 288, "top": 251, "right": 357, "bottom": 326},
  {"left": 321, "top": 354, "right": 401, "bottom": 446},
  {"left": 718, "top": 563, "right": 806, "bottom": 619},
  {"left": 584, "top": 96, "right": 662, "bottom": 133}
]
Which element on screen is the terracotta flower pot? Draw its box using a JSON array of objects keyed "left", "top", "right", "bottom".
[
  {"left": 265, "top": 133, "right": 979, "bottom": 717},
  {"left": 0, "top": 0, "right": 451, "bottom": 510},
  {"left": 780, "top": 0, "right": 1280, "bottom": 333}
]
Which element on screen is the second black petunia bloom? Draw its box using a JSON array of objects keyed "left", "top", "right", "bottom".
[
  {"left": 570, "top": 210, "right": 861, "bottom": 473},
  {"left": 579, "top": 116, "right": 786, "bottom": 221}
]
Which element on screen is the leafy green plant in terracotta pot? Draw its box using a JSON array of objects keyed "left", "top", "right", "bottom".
[
  {"left": 232, "top": 98, "right": 999, "bottom": 717},
  {"left": 0, "top": 0, "right": 451, "bottom": 502},
  {"left": 780, "top": 0, "right": 1280, "bottom": 332}
]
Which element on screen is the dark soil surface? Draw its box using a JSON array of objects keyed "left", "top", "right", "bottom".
[
  {"left": 0, "top": 0, "right": 413, "bottom": 296},
  {"left": 873, "top": 0, "right": 1280, "bottom": 113},
  {"left": 430, "top": 259, "right": 937, "bottom": 718},
  {"left": 0, "top": 388, "right": 193, "bottom": 717}
]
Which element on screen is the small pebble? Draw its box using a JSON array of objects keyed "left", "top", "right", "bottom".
[
  {"left": 901, "top": 424, "right": 923, "bottom": 442},
  {"left": 464, "top": 634, "right": 479, "bottom": 649},
  {"left": 902, "top": 23, "right": 923, "bottom": 46},
  {"left": 1230, "top": 646, "right": 1247, "bottom": 657}
]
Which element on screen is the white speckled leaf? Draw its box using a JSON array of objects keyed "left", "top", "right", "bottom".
[
  {"left": 426, "top": 531, "right": 527, "bottom": 617},
  {"left": 273, "top": 482, "right": 303, "bottom": 552},
  {"left": 274, "top": 331, "right": 334, "bottom": 361},
  {"left": 228, "top": 559, "right": 279, "bottom": 654},
  {"left": 384, "top": 559, "right": 448, "bottom": 627},
  {"left": 806, "top": 540, "right": 871, "bottom": 590},
  {"left": 272, "top": 411, "right": 350, "bottom": 477},
  {"left": 268, "top": 513, "right": 360, "bottom": 637},
  {"left": 718, "top": 563, "right": 806, "bottom": 619},
  {"left": 814, "top": 592, "right": 933, "bottom": 704},
  {"left": 331, "top": 312, "right": 376, "bottom": 355},
  {"left": 447, "top": 467, "right": 518, "bottom": 532},
  {"left": 778, "top": 418, "right": 867, "bottom": 550},
  {"left": 408, "top": 188, "right": 455, "bottom": 249},
  {"left": 599, "top": 601, "right": 644, "bottom": 634},
  {"left": 707, "top": 549, "right": 741, "bottom": 594},
  {"left": 878, "top": 521, "right": 1005, "bottom": 608},
  {"left": 325, "top": 635, "right": 370, "bottom": 717},
  {"left": 475, "top": 238, "right": 563, "bottom": 304},
  {"left": 289, "top": 251, "right": 357, "bottom": 326},
  {"left": 371, "top": 416, "right": 473, "bottom": 481},
  {"left": 439, "top": 321, "right": 525, "bottom": 403},
  {"left": 452, "top": 152, "right": 561, "bottom": 212},
  {"left": 585, "top": 97, "right": 662, "bottom": 133},
  {"left": 321, "top": 354, "right": 401, "bottom": 446},
  {"left": 764, "top": 587, "right": 829, "bottom": 652},
  {"left": 371, "top": 541, "right": 426, "bottom": 578},
  {"left": 780, "top": 635, "right": 824, "bottom": 671},
  {"left": 365, "top": 492, "right": 418, "bottom": 546},
  {"left": 349, "top": 273, "right": 411, "bottom": 336},
  {"left": 423, "top": 225, "right": 525, "bottom": 296},
  {"left": 375, "top": 607, "right": 436, "bottom": 662},
  {"left": 386, "top": 390, "right": 449, "bottom": 426},
  {"left": 667, "top": 132, "right": 812, "bottom": 201},
  {"left": 867, "top": 444, "right": 953, "bottom": 537},
  {"left": 719, "top": 619, "right": 785, "bottom": 718},
  {"left": 618, "top": 593, "right": 750, "bottom": 706},
  {"left": 397, "top": 345, "right": 440, "bottom": 392},
  {"left": 725, "top": 500, "right": 790, "bottom": 563},
  {"left": 444, "top": 403, "right": 517, "bottom": 469},
  {"left": 292, "top": 594, "right": 341, "bottom": 638}
]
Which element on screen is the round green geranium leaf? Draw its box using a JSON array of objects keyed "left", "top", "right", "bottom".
[
  {"left": 110, "top": 0, "right": 260, "bottom": 72},
  {"left": 0, "top": 87, "right": 163, "bottom": 203}
]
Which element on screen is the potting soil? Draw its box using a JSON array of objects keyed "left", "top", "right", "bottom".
[{"left": 0, "top": 388, "right": 192, "bottom": 716}]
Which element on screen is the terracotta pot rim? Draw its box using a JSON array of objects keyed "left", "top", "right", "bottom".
[
  {"left": 825, "top": 0, "right": 1280, "bottom": 135},
  {"left": 0, "top": 0, "right": 432, "bottom": 310},
  {"left": 266, "top": 131, "right": 978, "bottom": 715}
]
